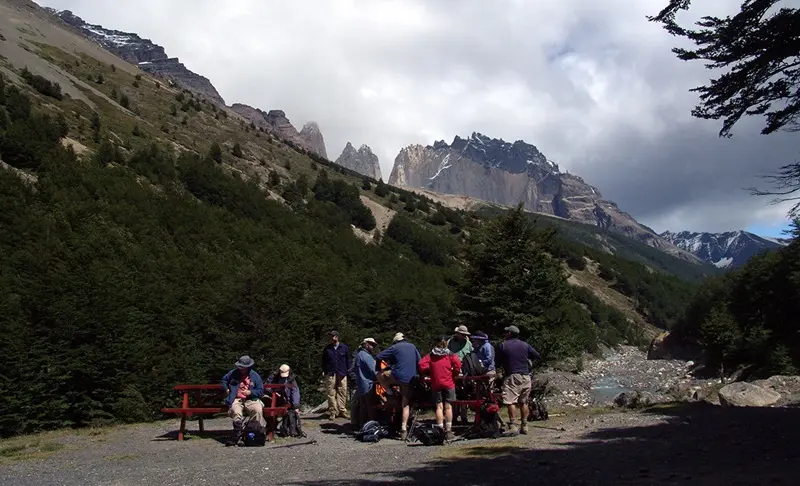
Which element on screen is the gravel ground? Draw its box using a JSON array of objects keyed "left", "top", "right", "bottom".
[{"left": 2, "top": 403, "right": 799, "bottom": 486}]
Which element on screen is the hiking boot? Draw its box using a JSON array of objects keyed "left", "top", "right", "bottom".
[
  {"left": 445, "top": 430, "right": 456, "bottom": 441},
  {"left": 339, "top": 411, "right": 351, "bottom": 419},
  {"left": 400, "top": 429, "right": 408, "bottom": 441},
  {"left": 519, "top": 424, "right": 528, "bottom": 435},
  {"left": 225, "top": 424, "right": 242, "bottom": 447}
]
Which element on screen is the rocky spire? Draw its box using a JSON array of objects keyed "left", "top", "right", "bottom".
[{"left": 335, "top": 142, "right": 382, "bottom": 180}]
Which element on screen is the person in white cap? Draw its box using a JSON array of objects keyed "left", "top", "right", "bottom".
[
  {"left": 351, "top": 338, "right": 378, "bottom": 429},
  {"left": 266, "top": 363, "right": 301, "bottom": 409},
  {"left": 447, "top": 325, "right": 473, "bottom": 425},
  {"left": 375, "top": 332, "right": 421, "bottom": 440}
]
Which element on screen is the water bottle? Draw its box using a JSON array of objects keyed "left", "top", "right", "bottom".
[{"left": 247, "top": 432, "right": 255, "bottom": 443}]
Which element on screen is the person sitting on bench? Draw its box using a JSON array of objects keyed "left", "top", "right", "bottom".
[
  {"left": 266, "top": 364, "right": 301, "bottom": 409},
  {"left": 222, "top": 355, "right": 266, "bottom": 446}
]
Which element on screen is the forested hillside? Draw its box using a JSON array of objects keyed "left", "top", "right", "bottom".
[
  {"left": 674, "top": 227, "right": 800, "bottom": 377},
  {"left": 0, "top": 23, "right": 700, "bottom": 437}
]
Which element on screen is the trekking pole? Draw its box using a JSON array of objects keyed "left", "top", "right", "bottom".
[{"left": 406, "top": 407, "right": 420, "bottom": 444}]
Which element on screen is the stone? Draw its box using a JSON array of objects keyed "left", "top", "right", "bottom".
[
  {"left": 335, "top": 142, "right": 382, "bottom": 180},
  {"left": 718, "top": 382, "right": 781, "bottom": 407}
]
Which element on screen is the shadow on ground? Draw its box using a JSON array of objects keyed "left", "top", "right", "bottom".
[{"left": 289, "top": 403, "right": 800, "bottom": 486}]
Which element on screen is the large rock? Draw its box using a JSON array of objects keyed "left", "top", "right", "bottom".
[
  {"left": 388, "top": 133, "right": 701, "bottom": 263},
  {"left": 228, "top": 105, "right": 328, "bottom": 159},
  {"left": 752, "top": 375, "right": 800, "bottom": 405},
  {"left": 335, "top": 142, "right": 382, "bottom": 180},
  {"left": 718, "top": 382, "right": 781, "bottom": 407}
]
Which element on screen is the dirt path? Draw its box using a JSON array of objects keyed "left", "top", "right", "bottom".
[{"left": 1, "top": 403, "right": 798, "bottom": 485}]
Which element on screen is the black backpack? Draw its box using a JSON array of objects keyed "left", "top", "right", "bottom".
[
  {"left": 356, "top": 420, "right": 389, "bottom": 443},
  {"left": 412, "top": 424, "right": 446, "bottom": 446},
  {"left": 461, "top": 352, "right": 487, "bottom": 377},
  {"left": 242, "top": 419, "right": 267, "bottom": 447},
  {"left": 464, "top": 399, "right": 502, "bottom": 439},
  {"left": 527, "top": 396, "right": 549, "bottom": 421},
  {"left": 278, "top": 409, "right": 307, "bottom": 438}
]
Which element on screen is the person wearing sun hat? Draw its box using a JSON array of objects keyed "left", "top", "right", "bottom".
[
  {"left": 221, "top": 355, "right": 265, "bottom": 446},
  {"left": 266, "top": 363, "right": 301, "bottom": 409},
  {"left": 351, "top": 337, "right": 379, "bottom": 428},
  {"left": 375, "top": 332, "right": 422, "bottom": 440},
  {"left": 447, "top": 325, "right": 473, "bottom": 360}
]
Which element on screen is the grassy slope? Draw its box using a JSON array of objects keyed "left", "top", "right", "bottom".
[{"left": 0, "top": 2, "right": 693, "bottom": 335}]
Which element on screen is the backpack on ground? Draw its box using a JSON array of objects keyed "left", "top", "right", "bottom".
[
  {"left": 411, "top": 424, "right": 446, "bottom": 446},
  {"left": 461, "top": 352, "right": 487, "bottom": 377},
  {"left": 463, "top": 398, "right": 502, "bottom": 439},
  {"left": 527, "top": 396, "right": 549, "bottom": 421},
  {"left": 278, "top": 409, "right": 307, "bottom": 438},
  {"left": 242, "top": 419, "right": 267, "bottom": 447},
  {"left": 356, "top": 420, "right": 389, "bottom": 443}
]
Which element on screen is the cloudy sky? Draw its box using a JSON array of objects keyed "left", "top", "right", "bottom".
[{"left": 38, "top": 0, "right": 799, "bottom": 236}]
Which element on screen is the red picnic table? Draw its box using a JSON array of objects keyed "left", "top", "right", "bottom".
[
  {"left": 161, "top": 383, "right": 294, "bottom": 441},
  {"left": 380, "top": 375, "right": 498, "bottom": 425}
]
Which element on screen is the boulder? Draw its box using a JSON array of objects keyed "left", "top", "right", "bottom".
[
  {"left": 613, "top": 390, "right": 656, "bottom": 409},
  {"left": 718, "top": 382, "right": 781, "bottom": 407}
]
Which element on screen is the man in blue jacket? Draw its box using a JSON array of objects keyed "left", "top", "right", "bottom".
[
  {"left": 496, "top": 326, "right": 541, "bottom": 435},
  {"left": 322, "top": 330, "right": 352, "bottom": 420},
  {"left": 350, "top": 337, "right": 378, "bottom": 429},
  {"left": 221, "top": 355, "right": 265, "bottom": 446},
  {"left": 375, "top": 332, "right": 421, "bottom": 440}
]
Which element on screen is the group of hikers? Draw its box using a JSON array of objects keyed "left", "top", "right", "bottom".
[{"left": 221, "top": 324, "right": 541, "bottom": 445}]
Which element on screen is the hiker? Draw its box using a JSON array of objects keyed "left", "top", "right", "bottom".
[
  {"left": 322, "top": 330, "right": 351, "bottom": 420},
  {"left": 418, "top": 335, "right": 461, "bottom": 441},
  {"left": 375, "top": 332, "right": 422, "bottom": 440},
  {"left": 222, "top": 355, "right": 266, "bottom": 446},
  {"left": 266, "top": 364, "right": 301, "bottom": 409},
  {"left": 496, "top": 325, "right": 541, "bottom": 435},
  {"left": 351, "top": 337, "right": 378, "bottom": 429},
  {"left": 471, "top": 331, "right": 496, "bottom": 388},
  {"left": 447, "top": 325, "right": 473, "bottom": 424}
]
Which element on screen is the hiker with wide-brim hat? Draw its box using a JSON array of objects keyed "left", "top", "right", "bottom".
[
  {"left": 447, "top": 325, "right": 474, "bottom": 425},
  {"left": 471, "top": 330, "right": 497, "bottom": 389},
  {"left": 221, "top": 355, "right": 266, "bottom": 446},
  {"left": 496, "top": 325, "right": 542, "bottom": 435}
]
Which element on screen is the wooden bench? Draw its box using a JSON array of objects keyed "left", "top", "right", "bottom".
[{"left": 161, "top": 384, "right": 293, "bottom": 441}]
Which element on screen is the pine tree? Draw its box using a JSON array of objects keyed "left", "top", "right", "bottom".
[
  {"left": 457, "top": 204, "right": 595, "bottom": 357},
  {"left": 209, "top": 142, "right": 223, "bottom": 163},
  {"left": 232, "top": 142, "right": 243, "bottom": 158}
]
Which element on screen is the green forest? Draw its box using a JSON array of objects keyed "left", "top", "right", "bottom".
[{"left": 1, "top": 43, "right": 796, "bottom": 438}]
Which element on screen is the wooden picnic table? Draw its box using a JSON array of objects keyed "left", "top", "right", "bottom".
[
  {"left": 161, "top": 383, "right": 294, "bottom": 441},
  {"left": 379, "top": 375, "right": 499, "bottom": 425}
]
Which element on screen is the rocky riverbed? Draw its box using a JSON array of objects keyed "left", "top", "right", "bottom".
[{"left": 536, "top": 345, "right": 722, "bottom": 409}]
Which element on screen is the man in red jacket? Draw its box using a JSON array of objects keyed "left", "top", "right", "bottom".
[{"left": 418, "top": 335, "right": 462, "bottom": 441}]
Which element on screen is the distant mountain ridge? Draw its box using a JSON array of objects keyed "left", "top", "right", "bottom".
[
  {"left": 335, "top": 143, "right": 382, "bottom": 180},
  {"left": 388, "top": 132, "right": 701, "bottom": 264},
  {"left": 229, "top": 104, "right": 328, "bottom": 159},
  {"left": 660, "top": 230, "right": 789, "bottom": 268},
  {"left": 48, "top": 9, "right": 225, "bottom": 104}
]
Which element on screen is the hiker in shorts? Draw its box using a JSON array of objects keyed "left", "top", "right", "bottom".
[
  {"left": 222, "top": 355, "right": 266, "bottom": 446},
  {"left": 375, "top": 332, "right": 422, "bottom": 440},
  {"left": 448, "top": 325, "right": 473, "bottom": 424},
  {"left": 266, "top": 364, "right": 301, "bottom": 409},
  {"left": 351, "top": 337, "right": 378, "bottom": 429},
  {"left": 471, "top": 331, "right": 496, "bottom": 389},
  {"left": 496, "top": 325, "right": 541, "bottom": 435},
  {"left": 419, "top": 335, "right": 462, "bottom": 441}
]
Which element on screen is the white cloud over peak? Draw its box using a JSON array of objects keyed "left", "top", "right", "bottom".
[{"left": 38, "top": 0, "right": 799, "bottom": 233}]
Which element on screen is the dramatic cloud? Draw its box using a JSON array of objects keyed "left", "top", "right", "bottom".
[{"left": 38, "top": 0, "right": 800, "bottom": 234}]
